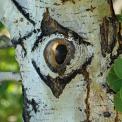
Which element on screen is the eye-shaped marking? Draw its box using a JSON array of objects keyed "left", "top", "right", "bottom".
[
  {"left": 32, "top": 8, "right": 91, "bottom": 51},
  {"left": 44, "top": 38, "right": 75, "bottom": 74},
  {"left": 32, "top": 8, "right": 94, "bottom": 98}
]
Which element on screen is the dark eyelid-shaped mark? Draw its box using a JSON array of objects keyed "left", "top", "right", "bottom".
[
  {"left": 32, "top": 8, "right": 92, "bottom": 51},
  {"left": 32, "top": 55, "right": 93, "bottom": 98}
]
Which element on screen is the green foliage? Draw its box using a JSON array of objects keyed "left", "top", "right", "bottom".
[
  {"left": 114, "top": 58, "right": 122, "bottom": 79},
  {"left": 0, "top": 81, "right": 22, "bottom": 122},
  {"left": 0, "top": 47, "right": 20, "bottom": 72},
  {"left": 120, "top": 88, "right": 122, "bottom": 101},
  {"left": 0, "top": 47, "right": 22, "bottom": 122},
  {"left": 0, "top": 22, "right": 5, "bottom": 31},
  {"left": 114, "top": 90, "right": 122, "bottom": 112},
  {"left": 0, "top": 22, "right": 22, "bottom": 122},
  {"left": 107, "top": 58, "right": 122, "bottom": 112},
  {"left": 116, "top": 13, "right": 122, "bottom": 22},
  {"left": 107, "top": 66, "right": 122, "bottom": 92}
]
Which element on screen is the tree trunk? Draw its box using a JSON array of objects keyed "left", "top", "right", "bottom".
[{"left": 1, "top": 0, "right": 122, "bottom": 121}]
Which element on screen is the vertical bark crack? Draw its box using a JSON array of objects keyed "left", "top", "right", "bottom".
[
  {"left": 83, "top": 70, "right": 91, "bottom": 122},
  {"left": 77, "top": 57, "right": 93, "bottom": 122}
]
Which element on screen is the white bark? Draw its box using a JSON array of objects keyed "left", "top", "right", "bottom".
[
  {"left": 113, "top": 0, "right": 122, "bottom": 14},
  {"left": 0, "top": 0, "right": 34, "bottom": 40},
  {"left": 0, "top": 0, "right": 122, "bottom": 122}
]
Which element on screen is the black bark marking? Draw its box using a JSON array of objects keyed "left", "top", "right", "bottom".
[
  {"left": 22, "top": 85, "right": 31, "bottom": 122},
  {"left": 53, "top": 2, "right": 61, "bottom": 6},
  {"left": 22, "top": 85, "right": 39, "bottom": 122},
  {"left": 100, "top": 17, "right": 109, "bottom": 57},
  {"left": 32, "top": 60, "right": 80, "bottom": 98},
  {"left": 11, "top": 0, "right": 36, "bottom": 26},
  {"left": 15, "top": 36, "right": 27, "bottom": 57},
  {"left": 32, "top": 56, "right": 93, "bottom": 98},
  {"left": 80, "top": 55, "right": 96, "bottom": 122},
  {"left": 30, "top": 99, "right": 39, "bottom": 113},
  {"left": 105, "top": 0, "right": 122, "bottom": 67},
  {"left": 12, "top": 29, "right": 34, "bottom": 47},
  {"left": 41, "top": 8, "right": 68, "bottom": 37},
  {"left": 109, "top": 22, "right": 122, "bottom": 66},
  {"left": 83, "top": 69, "right": 91, "bottom": 122},
  {"left": 86, "top": 5, "right": 96, "bottom": 12},
  {"left": 103, "top": 111, "right": 111, "bottom": 118},
  {"left": 32, "top": 8, "right": 92, "bottom": 51},
  {"left": 78, "top": 107, "right": 82, "bottom": 112},
  {"left": 117, "top": 23, "right": 122, "bottom": 55},
  {"left": 12, "top": 30, "right": 34, "bottom": 56},
  {"left": 60, "top": 0, "right": 75, "bottom": 4},
  {"left": 100, "top": 0, "right": 122, "bottom": 62},
  {"left": 85, "top": 83, "right": 91, "bottom": 122},
  {"left": 100, "top": 16, "right": 119, "bottom": 58},
  {"left": 102, "top": 83, "right": 115, "bottom": 94}
]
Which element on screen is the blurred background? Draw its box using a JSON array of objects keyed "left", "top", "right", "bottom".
[
  {"left": 0, "top": 22, "right": 22, "bottom": 122},
  {"left": 0, "top": 1, "right": 122, "bottom": 122}
]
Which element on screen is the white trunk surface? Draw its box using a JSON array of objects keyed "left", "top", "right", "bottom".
[{"left": 0, "top": 0, "right": 122, "bottom": 122}]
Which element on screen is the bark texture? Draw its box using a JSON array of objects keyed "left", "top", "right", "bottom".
[{"left": 0, "top": 0, "right": 122, "bottom": 122}]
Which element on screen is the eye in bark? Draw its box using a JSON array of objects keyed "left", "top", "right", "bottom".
[{"left": 44, "top": 38, "right": 75, "bottom": 73}]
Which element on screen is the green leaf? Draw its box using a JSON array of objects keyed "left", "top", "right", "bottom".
[
  {"left": 120, "top": 88, "right": 122, "bottom": 101},
  {"left": 116, "top": 15, "right": 122, "bottom": 22},
  {"left": 114, "top": 58, "right": 122, "bottom": 79},
  {"left": 114, "top": 91, "right": 122, "bottom": 112},
  {"left": 107, "top": 66, "right": 122, "bottom": 92}
]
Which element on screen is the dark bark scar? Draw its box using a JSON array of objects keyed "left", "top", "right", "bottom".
[
  {"left": 100, "top": 16, "right": 119, "bottom": 58},
  {"left": 114, "top": 111, "right": 119, "bottom": 122},
  {"left": 100, "top": 17, "right": 109, "bottom": 57},
  {"left": 83, "top": 69, "right": 91, "bottom": 122}
]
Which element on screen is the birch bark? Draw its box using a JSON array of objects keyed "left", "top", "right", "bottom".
[{"left": 0, "top": 0, "right": 122, "bottom": 122}]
